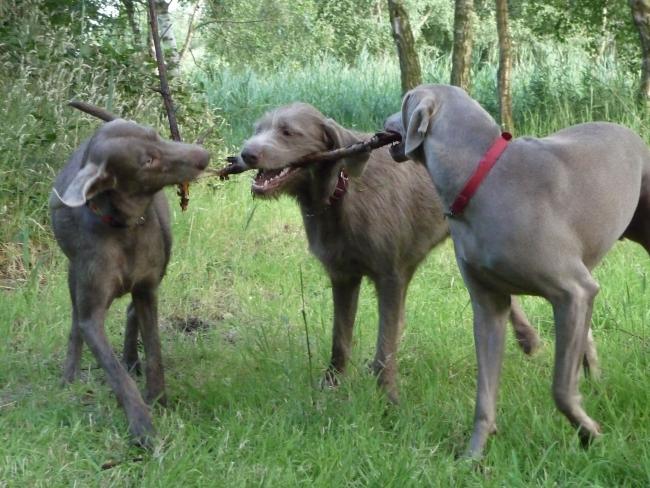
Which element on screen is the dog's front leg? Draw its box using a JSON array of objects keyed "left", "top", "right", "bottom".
[
  {"left": 133, "top": 290, "right": 166, "bottom": 407},
  {"left": 550, "top": 273, "right": 601, "bottom": 446},
  {"left": 75, "top": 295, "right": 155, "bottom": 446},
  {"left": 372, "top": 274, "right": 407, "bottom": 404},
  {"left": 63, "top": 267, "right": 83, "bottom": 383},
  {"left": 323, "top": 275, "right": 362, "bottom": 388},
  {"left": 460, "top": 265, "right": 510, "bottom": 459}
]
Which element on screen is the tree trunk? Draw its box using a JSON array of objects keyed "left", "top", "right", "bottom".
[
  {"left": 450, "top": 0, "right": 473, "bottom": 91},
  {"left": 121, "top": 0, "right": 141, "bottom": 47},
  {"left": 387, "top": 0, "right": 422, "bottom": 94},
  {"left": 496, "top": 0, "right": 513, "bottom": 133},
  {"left": 630, "top": 0, "right": 650, "bottom": 105},
  {"left": 154, "top": 0, "right": 180, "bottom": 73}
]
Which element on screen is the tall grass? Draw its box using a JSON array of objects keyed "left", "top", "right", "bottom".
[{"left": 199, "top": 43, "right": 649, "bottom": 148}]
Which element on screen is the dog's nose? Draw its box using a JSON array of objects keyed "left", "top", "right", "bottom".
[
  {"left": 241, "top": 149, "right": 259, "bottom": 167},
  {"left": 383, "top": 112, "right": 403, "bottom": 135}
]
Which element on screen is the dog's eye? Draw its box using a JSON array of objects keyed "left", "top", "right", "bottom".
[
  {"left": 143, "top": 157, "right": 154, "bottom": 168},
  {"left": 282, "top": 128, "right": 292, "bottom": 137}
]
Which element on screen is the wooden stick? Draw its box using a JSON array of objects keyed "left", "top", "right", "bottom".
[
  {"left": 147, "top": 0, "right": 190, "bottom": 210},
  {"left": 216, "top": 131, "right": 402, "bottom": 180}
]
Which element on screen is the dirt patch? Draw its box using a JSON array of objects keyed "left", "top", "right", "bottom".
[{"left": 167, "top": 315, "right": 214, "bottom": 334}]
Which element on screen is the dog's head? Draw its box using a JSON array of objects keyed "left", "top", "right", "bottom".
[
  {"left": 384, "top": 85, "right": 438, "bottom": 165},
  {"left": 239, "top": 103, "right": 370, "bottom": 199},
  {"left": 54, "top": 119, "right": 210, "bottom": 207}
]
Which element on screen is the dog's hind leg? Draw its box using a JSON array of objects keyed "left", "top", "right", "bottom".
[
  {"left": 622, "top": 184, "right": 650, "bottom": 254},
  {"left": 509, "top": 298, "right": 541, "bottom": 355},
  {"left": 123, "top": 302, "right": 141, "bottom": 376},
  {"left": 323, "top": 275, "right": 362, "bottom": 388},
  {"left": 549, "top": 268, "right": 602, "bottom": 447},
  {"left": 133, "top": 290, "right": 166, "bottom": 407},
  {"left": 371, "top": 273, "right": 409, "bottom": 404}
]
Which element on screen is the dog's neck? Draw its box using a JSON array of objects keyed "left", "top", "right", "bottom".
[
  {"left": 295, "top": 168, "right": 348, "bottom": 216},
  {"left": 88, "top": 190, "right": 153, "bottom": 228},
  {"left": 423, "top": 106, "right": 502, "bottom": 209}
]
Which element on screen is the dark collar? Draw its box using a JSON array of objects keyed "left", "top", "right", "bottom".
[
  {"left": 446, "top": 132, "right": 512, "bottom": 218},
  {"left": 327, "top": 169, "right": 349, "bottom": 205},
  {"left": 86, "top": 200, "right": 145, "bottom": 228}
]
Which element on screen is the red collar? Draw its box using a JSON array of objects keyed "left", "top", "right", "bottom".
[
  {"left": 447, "top": 132, "right": 512, "bottom": 217},
  {"left": 328, "top": 169, "right": 349, "bottom": 205},
  {"left": 87, "top": 201, "right": 145, "bottom": 228}
]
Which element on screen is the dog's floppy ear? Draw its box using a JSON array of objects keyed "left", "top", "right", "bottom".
[
  {"left": 53, "top": 160, "right": 116, "bottom": 208},
  {"left": 322, "top": 118, "right": 370, "bottom": 177},
  {"left": 404, "top": 95, "right": 437, "bottom": 157}
]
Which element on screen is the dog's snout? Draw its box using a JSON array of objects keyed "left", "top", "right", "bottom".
[
  {"left": 383, "top": 112, "right": 403, "bottom": 135},
  {"left": 241, "top": 148, "right": 259, "bottom": 167}
]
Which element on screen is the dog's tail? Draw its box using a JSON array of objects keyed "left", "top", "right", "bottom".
[{"left": 68, "top": 100, "right": 118, "bottom": 122}]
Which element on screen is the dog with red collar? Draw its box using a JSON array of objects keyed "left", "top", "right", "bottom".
[
  {"left": 385, "top": 83, "right": 646, "bottom": 458},
  {"left": 50, "top": 113, "right": 209, "bottom": 446}
]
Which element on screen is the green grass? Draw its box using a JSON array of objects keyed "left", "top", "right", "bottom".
[
  {"left": 2, "top": 47, "right": 650, "bottom": 485},
  {"left": 1, "top": 175, "right": 649, "bottom": 486}
]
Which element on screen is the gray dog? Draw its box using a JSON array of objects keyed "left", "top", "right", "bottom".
[
  {"left": 50, "top": 115, "right": 209, "bottom": 445},
  {"left": 239, "top": 102, "right": 542, "bottom": 403},
  {"left": 385, "top": 84, "right": 649, "bottom": 458}
]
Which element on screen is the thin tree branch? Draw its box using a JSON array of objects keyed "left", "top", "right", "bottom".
[
  {"left": 147, "top": 0, "right": 190, "bottom": 210},
  {"left": 195, "top": 18, "right": 273, "bottom": 30},
  {"left": 179, "top": 1, "right": 201, "bottom": 63}
]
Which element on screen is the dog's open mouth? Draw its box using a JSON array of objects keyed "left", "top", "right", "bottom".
[
  {"left": 251, "top": 166, "right": 301, "bottom": 195},
  {"left": 389, "top": 140, "right": 409, "bottom": 162}
]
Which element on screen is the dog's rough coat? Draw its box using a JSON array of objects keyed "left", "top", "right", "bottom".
[{"left": 240, "top": 102, "right": 541, "bottom": 402}]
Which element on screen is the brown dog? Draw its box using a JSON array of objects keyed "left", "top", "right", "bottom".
[{"left": 238, "top": 102, "right": 541, "bottom": 403}]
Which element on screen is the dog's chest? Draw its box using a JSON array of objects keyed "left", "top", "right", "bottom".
[
  {"left": 108, "top": 225, "right": 169, "bottom": 294},
  {"left": 303, "top": 214, "right": 376, "bottom": 276}
]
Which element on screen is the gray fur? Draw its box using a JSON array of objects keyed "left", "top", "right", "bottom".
[
  {"left": 384, "top": 84, "right": 648, "bottom": 458},
  {"left": 50, "top": 119, "right": 209, "bottom": 446},
  {"left": 241, "top": 102, "right": 541, "bottom": 403}
]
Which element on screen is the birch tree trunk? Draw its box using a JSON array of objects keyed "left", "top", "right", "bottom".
[
  {"left": 387, "top": 0, "right": 422, "bottom": 94},
  {"left": 121, "top": 0, "right": 142, "bottom": 47},
  {"left": 154, "top": 0, "right": 180, "bottom": 74},
  {"left": 630, "top": 0, "right": 650, "bottom": 105},
  {"left": 450, "top": 0, "right": 473, "bottom": 91},
  {"left": 496, "top": 0, "right": 513, "bottom": 132}
]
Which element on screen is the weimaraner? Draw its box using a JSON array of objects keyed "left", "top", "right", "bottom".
[
  {"left": 384, "top": 83, "right": 648, "bottom": 458},
  {"left": 238, "top": 102, "right": 542, "bottom": 403},
  {"left": 50, "top": 114, "right": 209, "bottom": 446}
]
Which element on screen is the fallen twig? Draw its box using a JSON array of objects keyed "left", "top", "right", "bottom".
[{"left": 217, "top": 130, "right": 401, "bottom": 180}]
